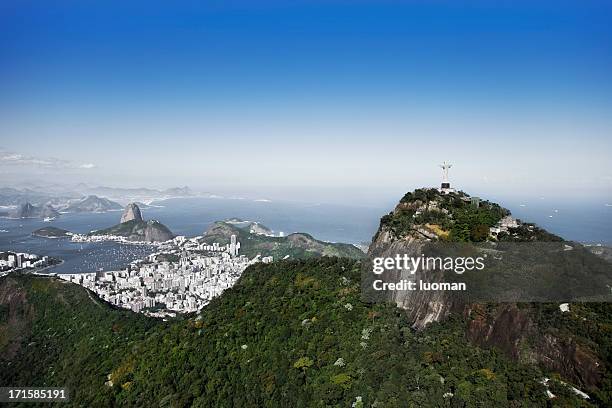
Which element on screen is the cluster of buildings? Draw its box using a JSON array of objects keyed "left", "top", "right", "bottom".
[
  {"left": 0, "top": 251, "right": 53, "bottom": 276},
  {"left": 199, "top": 234, "right": 241, "bottom": 257},
  {"left": 70, "top": 233, "right": 158, "bottom": 246},
  {"left": 71, "top": 232, "right": 241, "bottom": 259},
  {"left": 57, "top": 235, "right": 272, "bottom": 317}
]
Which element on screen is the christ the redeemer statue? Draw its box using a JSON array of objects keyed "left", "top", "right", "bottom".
[{"left": 439, "top": 162, "right": 452, "bottom": 190}]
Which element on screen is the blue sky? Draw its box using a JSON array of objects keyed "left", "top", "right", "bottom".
[{"left": 1, "top": 1, "right": 611, "bottom": 204}]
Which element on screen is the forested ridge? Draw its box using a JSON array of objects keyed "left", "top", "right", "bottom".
[{"left": 2, "top": 257, "right": 605, "bottom": 407}]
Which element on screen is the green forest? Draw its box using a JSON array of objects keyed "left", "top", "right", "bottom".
[{"left": 2, "top": 257, "right": 607, "bottom": 407}]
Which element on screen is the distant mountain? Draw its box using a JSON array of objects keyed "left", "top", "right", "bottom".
[
  {"left": 0, "top": 187, "right": 76, "bottom": 207},
  {"left": 77, "top": 185, "right": 194, "bottom": 201},
  {"left": 0, "top": 185, "right": 199, "bottom": 208},
  {"left": 77, "top": 186, "right": 160, "bottom": 200},
  {"left": 161, "top": 186, "right": 193, "bottom": 196},
  {"left": 202, "top": 221, "right": 364, "bottom": 259},
  {"left": 0, "top": 202, "right": 60, "bottom": 219},
  {"left": 63, "top": 195, "right": 122, "bottom": 213},
  {"left": 91, "top": 203, "right": 173, "bottom": 242}
]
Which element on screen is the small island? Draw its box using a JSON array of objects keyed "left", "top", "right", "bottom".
[{"left": 32, "top": 226, "right": 72, "bottom": 239}]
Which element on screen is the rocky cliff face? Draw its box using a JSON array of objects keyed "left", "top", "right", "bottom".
[
  {"left": 120, "top": 203, "right": 143, "bottom": 223},
  {"left": 463, "top": 303, "right": 604, "bottom": 388},
  {"left": 368, "top": 223, "right": 462, "bottom": 330}
]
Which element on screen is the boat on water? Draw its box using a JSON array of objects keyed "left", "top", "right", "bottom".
[{"left": 43, "top": 217, "right": 57, "bottom": 222}]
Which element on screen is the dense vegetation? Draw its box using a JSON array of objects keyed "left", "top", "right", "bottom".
[
  {"left": 0, "top": 276, "right": 161, "bottom": 405},
  {"left": 380, "top": 188, "right": 561, "bottom": 242},
  {"left": 1, "top": 258, "right": 602, "bottom": 407}
]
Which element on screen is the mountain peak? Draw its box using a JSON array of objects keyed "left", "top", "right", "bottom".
[{"left": 120, "top": 203, "right": 143, "bottom": 223}]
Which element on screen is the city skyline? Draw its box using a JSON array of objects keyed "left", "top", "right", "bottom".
[{"left": 1, "top": 1, "right": 611, "bottom": 204}]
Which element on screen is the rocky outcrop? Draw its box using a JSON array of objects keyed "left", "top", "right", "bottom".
[
  {"left": 465, "top": 304, "right": 603, "bottom": 387},
  {"left": 367, "top": 225, "right": 462, "bottom": 330},
  {"left": 120, "top": 203, "right": 143, "bottom": 223}
]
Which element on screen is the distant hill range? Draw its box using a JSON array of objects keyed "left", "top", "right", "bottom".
[
  {"left": 202, "top": 220, "right": 365, "bottom": 259},
  {"left": 62, "top": 195, "right": 123, "bottom": 213},
  {"left": 90, "top": 203, "right": 174, "bottom": 242},
  {"left": 0, "top": 185, "right": 199, "bottom": 209},
  {"left": 0, "top": 202, "right": 60, "bottom": 219},
  {"left": 74, "top": 185, "right": 195, "bottom": 202},
  {"left": 0, "top": 187, "right": 75, "bottom": 207},
  {"left": 224, "top": 218, "right": 274, "bottom": 235}
]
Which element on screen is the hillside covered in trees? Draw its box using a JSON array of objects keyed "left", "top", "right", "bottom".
[{"left": 1, "top": 257, "right": 607, "bottom": 407}]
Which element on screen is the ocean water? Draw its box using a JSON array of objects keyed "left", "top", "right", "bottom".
[
  {"left": 500, "top": 199, "right": 612, "bottom": 246},
  {"left": 1, "top": 196, "right": 610, "bottom": 274}
]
